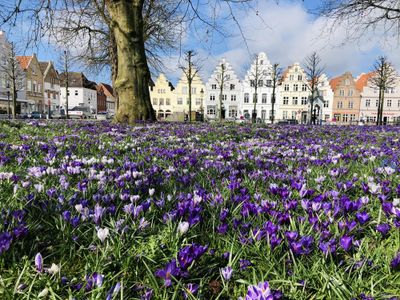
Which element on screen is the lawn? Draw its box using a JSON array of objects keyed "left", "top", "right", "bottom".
[{"left": 0, "top": 120, "right": 399, "bottom": 299}]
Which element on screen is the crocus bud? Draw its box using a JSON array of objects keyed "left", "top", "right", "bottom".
[
  {"left": 177, "top": 221, "right": 189, "bottom": 235},
  {"left": 35, "top": 253, "right": 43, "bottom": 272}
]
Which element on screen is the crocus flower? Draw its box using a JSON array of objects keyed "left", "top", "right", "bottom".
[
  {"left": 35, "top": 253, "right": 43, "bottom": 272},
  {"left": 177, "top": 221, "right": 189, "bottom": 235},
  {"left": 390, "top": 252, "right": 400, "bottom": 271},
  {"left": 155, "top": 259, "right": 180, "bottom": 287},
  {"left": 340, "top": 235, "right": 353, "bottom": 251},
  {"left": 97, "top": 227, "right": 109, "bottom": 242},
  {"left": 376, "top": 224, "right": 391, "bottom": 236},
  {"left": 221, "top": 266, "right": 233, "bottom": 281}
]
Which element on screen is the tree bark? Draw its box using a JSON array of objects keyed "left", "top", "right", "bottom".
[{"left": 106, "top": 0, "right": 155, "bottom": 124}]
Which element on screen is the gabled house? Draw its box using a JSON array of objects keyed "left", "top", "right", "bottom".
[
  {"left": 97, "top": 83, "right": 116, "bottom": 115},
  {"left": 39, "top": 61, "right": 61, "bottom": 115},
  {"left": 59, "top": 72, "right": 98, "bottom": 114},
  {"left": 16, "top": 54, "right": 44, "bottom": 112}
]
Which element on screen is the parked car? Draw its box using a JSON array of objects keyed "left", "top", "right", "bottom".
[
  {"left": 97, "top": 112, "right": 107, "bottom": 120},
  {"left": 29, "top": 111, "right": 43, "bottom": 119},
  {"left": 51, "top": 110, "right": 66, "bottom": 119},
  {"left": 68, "top": 106, "right": 93, "bottom": 119}
]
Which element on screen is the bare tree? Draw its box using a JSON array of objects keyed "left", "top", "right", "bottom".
[
  {"left": 0, "top": 42, "right": 25, "bottom": 119},
  {"left": 303, "top": 52, "right": 324, "bottom": 125},
  {"left": 318, "top": 1, "right": 400, "bottom": 41},
  {"left": 0, "top": 0, "right": 256, "bottom": 124},
  {"left": 270, "top": 63, "right": 282, "bottom": 125},
  {"left": 57, "top": 50, "right": 76, "bottom": 119},
  {"left": 246, "top": 53, "right": 272, "bottom": 124},
  {"left": 213, "top": 61, "right": 232, "bottom": 121},
  {"left": 370, "top": 56, "right": 397, "bottom": 125},
  {"left": 179, "top": 50, "right": 201, "bottom": 122}
]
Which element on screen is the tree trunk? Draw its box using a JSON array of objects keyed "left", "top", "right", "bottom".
[
  {"left": 379, "top": 89, "right": 385, "bottom": 125},
  {"left": 106, "top": 0, "right": 155, "bottom": 124},
  {"left": 109, "top": 31, "right": 119, "bottom": 113},
  {"left": 12, "top": 83, "right": 17, "bottom": 119}
]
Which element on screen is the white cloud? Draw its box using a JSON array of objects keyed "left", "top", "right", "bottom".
[{"left": 161, "top": 0, "right": 400, "bottom": 84}]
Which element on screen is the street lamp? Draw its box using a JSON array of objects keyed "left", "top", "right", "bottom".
[
  {"left": 6, "top": 83, "right": 10, "bottom": 119},
  {"left": 200, "top": 88, "right": 204, "bottom": 121}
]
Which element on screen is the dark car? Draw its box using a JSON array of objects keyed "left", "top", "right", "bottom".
[{"left": 29, "top": 111, "right": 42, "bottom": 119}]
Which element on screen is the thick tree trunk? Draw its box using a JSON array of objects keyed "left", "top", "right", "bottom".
[
  {"left": 109, "top": 31, "right": 119, "bottom": 113},
  {"left": 379, "top": 89, "right": 385, "bottom": 125},
  {"left": 106, "top": 0, "right": 155, "bottom": 124}
]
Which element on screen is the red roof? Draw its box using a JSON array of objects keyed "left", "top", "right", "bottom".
[
  {"left": 329, "top": 76, "right": 342, "bottom": 91},
  {"left": 356, "top": 72, "right": 375, "bottom": 91},
  {"left": 16, "top": 56, "right": 32, "bottom": 70},
  {"left": 100, "top": 83, "right": 114, "bottom": 97}
]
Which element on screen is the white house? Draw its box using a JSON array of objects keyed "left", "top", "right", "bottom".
[
  {"left": 205, "top": 58, "right": 242, "bottom": 121},
  {"left": 242, "top": 52, "right": 276, "bottom": 122},
  {"left": 316, "top": 73, "right": 334, "bottom": 123},
  {"left": 59, "top": 72, "right": 97, "bottom": 114},
  {"left": 359, "top": 72, "right": 400, "bottom": 124},
  {"left": 0, "top": 31, "right": 27, "bottom": 115}
]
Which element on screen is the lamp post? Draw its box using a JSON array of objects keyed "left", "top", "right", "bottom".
[
  {"left": 200, "top": 88, "right": 204, "bottom": 121},
  {"left": 6, "top": 83, "right": 10, "bottom": 119}
]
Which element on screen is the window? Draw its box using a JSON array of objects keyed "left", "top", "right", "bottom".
[
  {"left": 250, "top": 80, "right": 255, "bottom": 87},
  {"left": 159, "top": 98, "right": 164, "bottom": 105},
  {"left": 376, "top": 99, "right": 379, "bottom": 107},
  {"left": 292, "top": 97, "right": 298, "bottom": 105},
  {"left": 195, "top": 98, "right": 201, "bottom": 105},
  {"left": 334, "top": 114, "right": 341, "bottom": 122},
  {"left": 75, "top": 90, "right": 78, "bottom": 96},
  {"left": 33, "top": 81, "right": 37, "bottom": 92},
  {"left": 266, "top": 80, "right": 272, "bottom": 87},
  {"left": 301, "top": 97, "right": 308, "bottom": 105},
  {"left": 166, "top": 98, "right": 171, "bottom": 105},
  {"left": 186, "top": 98, "right": 190, "bottom": 105},
  {"left": 27, "top": 80, "right": 31, "bottom": 91},
  {"left": 261, "top": 110, "right": 266, "bottom": 120},
  {"left": 212, "top": 84, "right": 217, "bottom": 90},
  {"left": 262, "top": 94, "right": 267, "bottom": 104},
  {"left": 342, "top": 114, "right": 349, "bottom": 122},
  {"left": 302, "top": 84, "right": 307, "bottom": 91},
  {"left": 230, "top": 84, "right": 235, "bottom": 90},
  {"left": 260, "top": 60, "right": 263, "bottom": 65},
  {"left": 348, "top": 101, "right": 353, "bottom": 109},
  {"left": 350, "top": 114, "right": 356, "bottom": 122},
  {"left": 228, "top": 106, "right": 238, "bottom": 118},
  {"left": 210, "top": 95, "right": 215, "bottom": 101},
  {"left": 258, "top": 80, "right": 263, "bottom": 86},
  {"left": 366, "top": 99, "right": 370, "bottom": 107},
  {"left": 345, "top": 79, "right": 350, "bottom": 85},
  {"left": 291, "top": 111, "right": 297, "bottom": 119},
  {"left": 182, "top": 87, "right": 188, "bottom": 94},
  {"left": 348, "top": 90, "right": 353, "bottom": 96},
  {"left": 324, "top": 100, "right": 329, "bottom": 108},
  {"left": 207, "top": 105, "right": 216, "bottom": 115},
  {"left": 226, "top": 75, "right": 231, "bottom": 80},
  {"left": 293, "top": 84, "right": 299, "bottom": 92},
  {"left": 284, "top": 84, "right": 289, "bottom": 91},
  {"left": 298, "top": 75, "right": 303, "bottom": 81},
  {"left": 231, "top": 95, "right": 237, "bottom": 101},
  {"left": 337, "top": 101, "right": 343, "bottom": 109},
  {"left": 244, "top": 93, "right": 249, "bottom": 103},
  {"left": 191, "top": 88, "right": 196, "bottom": 94},
  {"left": 283, "top": 111, "right": 288, "bottom": 119},
  {"left": 387, "top": 99, "right": 392, "bottom": 107},
  {"left": 222, "top": 95, "right": 227, "bottom": 101},
  {"left": 283, "top": 97, "right": 289, "bottom": 105},
  {"left": 398, "top": 100, "right": 400, "bottom": 107},
  {"left": 289, "top": 75, "right": 294, "bottom": 81},
  {"left": 153, "top": 98, "right": 158, "bottom": 105},
  {"left": 339, "top": 90, "right": 344, "bottom": 96},
  {"left": 177, "top": 98, "right": 183, "bottom": 105}
]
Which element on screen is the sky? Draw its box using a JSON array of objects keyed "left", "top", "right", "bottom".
[{"left": 3, "top": 0, "right": 400, "bottom": 86}]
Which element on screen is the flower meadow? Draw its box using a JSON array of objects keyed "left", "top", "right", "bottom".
[{"left": 0, "top": 120, "right": 399, "bottom": 300}]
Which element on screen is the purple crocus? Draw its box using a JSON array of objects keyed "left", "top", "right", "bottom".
[
  {"left": 355, "top": 211, "right": 370, "bottom": 225},
  {"left": 183, "top": 283, "right": 199, "bottom": 299},
  {"left": 221, "top": 266, "right": 233, "bottom": 281},
  {"left": 155, "top": 259, "right": 180, "bottom": 287},
  {"left": 35, "top": 253, "right": 43, "bottom": 272},
  {"left": 340, "top": 235, "right": 353, "bottom": 251},
  {"left": 376, "top": 223, "right": 391, "bottom": 236},
  {"left": 390, "top": 252, "right": 400, "bottom": 271},
  {"left": 241, "top": 281, "right": 273, "bottom": 300}
]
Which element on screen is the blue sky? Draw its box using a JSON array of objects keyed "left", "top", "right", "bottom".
[{"left": 3, "top": 0, "right": 399, "bottom": 86}]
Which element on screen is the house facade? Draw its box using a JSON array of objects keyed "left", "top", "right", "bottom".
[
  {"left": 174, "top": 71, "right": 205, "bottom": 121},
  {"left": 39, "top": 61, "right": 61, "bottom": 115},
  {"left": 149, "top": 73, "right": 175, "bottom": 120},
  {"left": 316, "top": 74, "right": 334, "bottom": 122},
  {"left": 242, "top": 52, "right": 276, "bottom": 122},
  {"left": 59, "top": 72, "right": 98, "bottom": 114},
  {"left": 359, "top": 73, "right": 400, "bottom": 124},
  {"left": 98, "top": 83, "right": 116, "bottom": 115},
  {"left": 277, "top": 62, "right": 310, "bottom": 123},
  {"left": 330, "top": 72, "right": 362, "bottom": 124},
  {"left": 205, "top": 58, "right": 242, "bottom": 121},
  {"left": 0, "top": 31, "right": 27, "bottom": 115},
  {"left": 16, "top": 54, "right": 44, "bottom": 113}
]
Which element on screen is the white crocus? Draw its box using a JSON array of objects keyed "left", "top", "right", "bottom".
[
  {"left": 47, "top": 263, "right": 60, "bottom": 275},
  {"left": 38, "top": 288, "right": 49, "bottom": 297},
  {"left": 97, "top": 227, "right": 110, "bottom": 242},
  {"left": 177, "top": 221, "right": 189, "bottom": 235}
]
